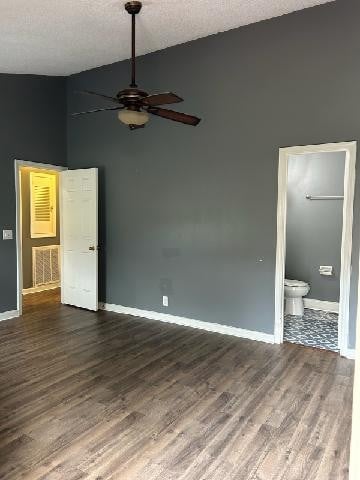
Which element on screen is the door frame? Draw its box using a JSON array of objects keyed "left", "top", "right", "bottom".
[
  {"left": 274, "top": 141, "right": 357, "bottom": 357},
  {"left": 14, "top": 159, "right": 67, "bottom": 316},
  {"left": 350, "top": 233, "right": 360, "bottom": 477}
]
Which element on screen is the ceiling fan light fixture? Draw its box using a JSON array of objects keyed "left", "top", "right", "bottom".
[{"left": 118, "top": 108, "right": 149, "bottom": 126}]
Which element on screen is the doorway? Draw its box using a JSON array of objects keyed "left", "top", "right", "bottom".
[
  {"left": 274, "top": 142, "right": 357, "bottom": 358},
  {"left": 15, "top": 160, "right": 66, "bottom": 315},
  {"left": 15, "top": 161, "right": 99, "bottom": 316}
]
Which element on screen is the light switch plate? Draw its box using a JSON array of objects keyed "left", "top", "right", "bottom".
[{"left": 3, "top": 230, "right": 13, "bottom": 240}]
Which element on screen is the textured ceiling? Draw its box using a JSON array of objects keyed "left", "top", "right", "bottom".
[{"left": 1, "top": 0, "right": 333, "bottom": 76}]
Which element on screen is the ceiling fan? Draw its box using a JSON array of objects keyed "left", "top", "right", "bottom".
[{"left": 72, "top": 1, "right": 201, "bottom": 130}]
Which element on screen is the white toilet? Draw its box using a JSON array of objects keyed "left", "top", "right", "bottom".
[{"left": 284, "top": 279, "right": 310, "bottom": 316}]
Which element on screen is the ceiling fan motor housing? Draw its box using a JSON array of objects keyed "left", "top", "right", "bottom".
[
  {"left": 125, "top": 1, "right": 142, "bottom": 15},
  {"left": 117, "top": 88, "right": 148, "bottom": 106}
]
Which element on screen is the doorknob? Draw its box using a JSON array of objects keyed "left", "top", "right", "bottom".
[{"left": 89, "top": 246, "right": 95, "bottom": 251}]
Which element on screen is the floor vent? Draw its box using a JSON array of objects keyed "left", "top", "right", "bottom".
[{"left": 32, "top": 245, "right": 60, "bottom": 287}]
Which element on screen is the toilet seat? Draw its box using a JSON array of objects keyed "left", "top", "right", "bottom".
[{"left": 284, "top": 279, "right": 308, "bottom": 287}]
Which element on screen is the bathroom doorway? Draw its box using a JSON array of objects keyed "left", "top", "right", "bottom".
[{"left": 274, "top": 142, "right": 357, "bottom": 358}]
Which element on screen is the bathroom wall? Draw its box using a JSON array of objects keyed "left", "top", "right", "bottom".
[
  {"left": 286, "top": 152, "right": 346, "bottom": 302},
  {"left": 21, "top": 168, "right": 60, "bottom": 290}
]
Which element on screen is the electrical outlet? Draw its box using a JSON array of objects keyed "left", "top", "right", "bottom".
[
  {"left": 3, "top": 230, "right": 13, "bottom": 240},
  {"left": 162, "top": 295, "right": 169, "bottom": 307}
]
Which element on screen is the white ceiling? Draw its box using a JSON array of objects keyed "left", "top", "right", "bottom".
[{"left": 0, "top": 0, "right": 333, "bottom": 76}]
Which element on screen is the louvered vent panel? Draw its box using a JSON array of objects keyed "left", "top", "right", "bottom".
[
  {"left": 34, "top": 185, "right": 51, "bottom": 221},
  {"left": 32, "top": 245, "right": 60, "bottom": 287},
  {"left": 51, "top": 248, "right": 60, "bottom": 282}
]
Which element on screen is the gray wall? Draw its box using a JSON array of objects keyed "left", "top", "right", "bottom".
[
  {"left": 67, "top": 0, "right": 360, "bottom": 347},
  {"left": 0, "top": 1, "right": 358, "bottom": 349},
  {"left": 0, "top": 74, "right": 66, "bottom": 311},
  {"left": 20, "top": 169, "right": 60, "bottom": 290},
  {"left": 286, "top": 152, "right": 345, "bottom": 302}
]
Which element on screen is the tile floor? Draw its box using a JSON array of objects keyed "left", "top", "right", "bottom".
[{"left": 284, "top": 308, "right": 338, "bottom": 352}]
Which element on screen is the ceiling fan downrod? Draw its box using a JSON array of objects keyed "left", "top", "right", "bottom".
[{"left": 125, "top": 1, "right": 142, "bottom": 88}]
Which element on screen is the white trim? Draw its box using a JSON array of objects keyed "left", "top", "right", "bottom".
[
  {"left": 274, "top": 152, "right": 288, "bottom": 344},
  {"left": 100, "top": 303, "right": 275, "bottom": 344},
  {"left": 343, "top": 348, "right": 356, "bottom": 360},
  {"left": 22, "top": 283, "right": 60, "bottom": 295},
  {"left": 30, "top": 171, "right": 57, "bottom": 239},
  {"left": 350, "top": 209, "right": 360, "bottom": 477},
  {"left": 303, "top": 298, "right": 339, "bottom": 313},
  {"left": 15, "top": 159, "right": 67, "bottom": 316},
  {"left": 274, "top": 141, "right": 357, "bottom": 358},
  {"left": 0, "top": 310, "right": 19, "bottom": 322}
]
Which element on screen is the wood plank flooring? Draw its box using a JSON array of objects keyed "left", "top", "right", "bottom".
[{"left": 0, "top": 291, "right": 354, "bottom": 479}]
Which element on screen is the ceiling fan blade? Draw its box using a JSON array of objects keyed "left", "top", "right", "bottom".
[
  {"left": 142, "top": 92, "right": 183, "bottom": 107},
  {"left": 148, "top": 107, "right": 201, "bottom": 126},
  {"left": 76, "top": 90, "right": 120, "bottom": 104},
  {"left": 72, "top": 106, "right": 124, "bottom": 117}
]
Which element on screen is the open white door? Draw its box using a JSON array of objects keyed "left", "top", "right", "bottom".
[{"left": 61, "top": 168, "right": 98, "bottom": 311}]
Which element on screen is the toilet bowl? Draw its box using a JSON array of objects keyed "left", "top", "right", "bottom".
[{"left": 284, "top": 279, "right": 310, "bottom": 316}]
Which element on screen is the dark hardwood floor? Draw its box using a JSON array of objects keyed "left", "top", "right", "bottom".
[{"left": 0, "top": 291, "right": 354, "bottom": 479}]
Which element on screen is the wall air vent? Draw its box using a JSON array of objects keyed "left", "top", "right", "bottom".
[{"left": 32, "top": 245, "right": 60, "bottom": 287}]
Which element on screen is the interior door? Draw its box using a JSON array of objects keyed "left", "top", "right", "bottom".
[{"left": 61, "top": 168, "right": 98, "bottom": 311}]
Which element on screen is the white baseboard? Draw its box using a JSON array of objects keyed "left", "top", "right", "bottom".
[
  {"left": 343, "top": 348, "right": 356, "bottom": 360},
  {"left": 304, "top": 298, "right": 339, "bottom": 313},
  {"left": 23, "top": 283, "right": 60, "bottom": 295},
  {"left": 0, "top": 310, "right": 19, "bottom": 322},
  {"left": 100, "top": 303, "right": 275, "bottom": 344}
]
